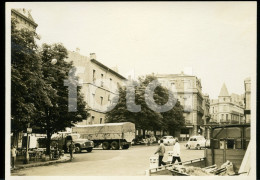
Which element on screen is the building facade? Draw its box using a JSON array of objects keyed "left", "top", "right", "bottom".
[
  {"left": 11, "top": 8, "right": 38, "bottom": 31},
  {"left": 244, "top": 78, "right": 251, "bottom": 123},
  {"left": 66, "top": 51, "right": 127, "bottom": 125},
  {"left": 210, "top": 83, "right": 244, "bottom": 124},
  {"left": 156, "top": 72, "right": 205, "bottom": 138}
]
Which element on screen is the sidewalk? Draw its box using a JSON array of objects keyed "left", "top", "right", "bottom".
[{"left": 11, "top": 155, "right": 71, "bottom": 172}]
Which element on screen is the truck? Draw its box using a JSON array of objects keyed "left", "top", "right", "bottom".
[
  {"left": 51, "top": 132, "right": 94, "bottom": 153},
  {"left": 72, "top": 122, "right": 135, "bottom": 150}
]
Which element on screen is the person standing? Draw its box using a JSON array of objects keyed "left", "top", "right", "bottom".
[
  {"left": 11, "top": 145, "right": 17, "bottom": 169},
  {"left": 69, "top": 141, "right": 75, "bottom": 161},
  {"left": 154, "top": 139, "right": 166, "bottom": 167},
  {"left": 172, "top": 138, "right": 182, "bottom": 165}
]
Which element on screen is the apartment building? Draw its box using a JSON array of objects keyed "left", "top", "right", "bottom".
[
  {"left": 66, "top": 51, "right": 127, "bottom": 125},
  {"left": 156, "top": 72, "right": 205, "bottom": 137}
]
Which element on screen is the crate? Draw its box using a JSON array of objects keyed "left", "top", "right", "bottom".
[
  {"left": 167, "top": 151, "right": 174, "bottom": 162},
  {"left": 150, "top": 156, "right": 159, "bottom": 169}
]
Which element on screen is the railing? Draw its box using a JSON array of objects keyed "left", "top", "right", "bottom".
[{"left": 146, "top": 157, "right": 206, "bottom": 176}]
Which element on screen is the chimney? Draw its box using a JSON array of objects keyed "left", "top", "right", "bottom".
[{"left": 90, "top": 53, "right": 96, "bottom": 60}]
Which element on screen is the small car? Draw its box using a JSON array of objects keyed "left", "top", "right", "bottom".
[
  {"left": 185, "top": 136, "right": 210, "bottom": 150},
  {"left": 158, "top": 136, "right": 176, "bottom": 146}
]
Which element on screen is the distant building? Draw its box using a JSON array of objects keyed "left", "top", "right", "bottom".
[
  {"left": 11, "top": 8, "right": 38, "bottom": 31},
  {"left": 210, "top": 83, "right": 244, "bottom": 124},
  {"left": 202, "top": 94, "right": 211, "bottom": 138},
  {"left": 156, "top": 72, "right": 205, "bottom": 138},
  {"left": 244, "top": 78, "right": 251, "bottom": 123},
  {"left": 66, "top": 51, "right": 127, "bottom": 125}
]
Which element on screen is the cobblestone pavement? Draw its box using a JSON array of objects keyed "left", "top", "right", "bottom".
[{"left": 11, "top": 142, "right": 204, "bottom": 176}]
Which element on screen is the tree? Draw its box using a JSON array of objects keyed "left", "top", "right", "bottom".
[
  {"left": 11, "top": 18, "right": 89, "bottom": 154},
  {"left": 11, "top": 18, "right": 53, "bottom": 146},
  {"left": 106, "top": 75, "right": 185, "bottom": 137},
  {"left": 35, "top": 43, "right": 89, "bottom": 155}
]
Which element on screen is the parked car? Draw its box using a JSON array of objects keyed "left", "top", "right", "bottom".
[
  {"left": 185, "top": 136, "right": 210, "bottom": 150},
  {"left": 158, "top": 136, "right": 176, "bottom": 146}
]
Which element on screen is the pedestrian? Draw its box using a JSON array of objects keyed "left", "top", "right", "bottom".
[
  {"left": 69, "top": 141, "right": 75, "bottom": 161},
  {"left": 172, "top": 138, "right": 182, "bottom": 165},
  {"left": 11, "top": 145, "right": 17, "bottom": 169},
  {"left": 154, "top": 139, "right": 166, "bottom": 167}
]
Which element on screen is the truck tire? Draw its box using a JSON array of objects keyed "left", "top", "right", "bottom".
[
  {"left": 122, "top": 144, "right": 129, "bottom": 149},
  {"left": 87, "top": 148, "right": 93, "bottom": 152},
  {"left": 102, "top": 142, "right": 110, "bottom": 150},
  {"left": 75, "top": 145, "right": 81, "bottom": 153},
  {"left": 111, "top": 141, "right": 119, "bottom": 150}
]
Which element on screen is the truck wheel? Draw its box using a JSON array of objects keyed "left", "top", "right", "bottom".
[
  {"left": 122, "top": 144, "right": 129, "bottom": 149},
  {"left": 111, "top": 141, "right": 119, "bottom": 150},
  {"left": 102, "top": 142, "right": 110, "bottom": 150},
  {"left": 87, "top": 148, "right": 93, "bottom": 152},
  {"left": 75, "top": 145, "right": 81, "bottom": 153}
]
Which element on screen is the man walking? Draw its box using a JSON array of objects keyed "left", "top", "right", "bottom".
[
  {"left": 11, "top": 145, "right": 17, "bottom": 169},
  {"left": 69, "top": 141, "right": 75, "bottom": 161},
  {"left": 172, "top": 138, "right": 182, "bottom": 165},
  {"left": 154, "top": 139, "right": 166, "bottom": 167}
]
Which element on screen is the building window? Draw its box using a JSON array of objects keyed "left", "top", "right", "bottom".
[
  {"left": 100, "top": 96, "right": 103, "bottom": 105},
  {"left": 223, "top": 98, "right": 225, "bottom": 101},
  {"left": 226, "top": 114, "right": 228, "bottom": 120},
  {"left": 100, "top": 118, "right": 103, "bottom": 124},
  {"left": 221, "top": 114, "right": 224, "bottom": 120},
  {"left": 91, "top": 116, "right": 95, "bottom": 124},
  {"left": 93, "top": 70, "right": 96, "bottom": 82},
  {"left": 92, "top": 94, "right": 95, "bottom": 106},
  {"left": 101, "top": 74, "right": 104, "bottom": 87},
  {"left": 213, "top": 107, "right": 214, "bottom": 113}
]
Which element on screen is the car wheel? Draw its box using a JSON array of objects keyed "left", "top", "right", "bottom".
[
  {"left": 75, "top": 145, "right": 81, "bottom": 153},
  {"left": 87, "top": 148, "right": 93, "bottom": 152},
  {"left": 196, "top": 144, "right": 201, "bottom": 150}
]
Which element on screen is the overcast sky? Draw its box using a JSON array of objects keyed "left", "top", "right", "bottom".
[{"left": 8, "top": 2, "right": 256, "bottom": 99}]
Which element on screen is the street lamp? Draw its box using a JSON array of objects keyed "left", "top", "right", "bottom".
[{"left": 51, "top": 58, "right": 57, "bottom": 65}]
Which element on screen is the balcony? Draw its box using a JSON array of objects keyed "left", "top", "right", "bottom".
[{"left": 197, "top": 106, "right": 204, "bottom": 115}]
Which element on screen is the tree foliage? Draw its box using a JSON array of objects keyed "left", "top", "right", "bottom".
[
  {"left": 11, "top": 19, "right": 89, "bottom": 153},
  {"left": 106, "top": 75, "right": 185, "bottom": 137}
]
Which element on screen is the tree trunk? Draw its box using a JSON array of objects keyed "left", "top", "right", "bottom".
[
  {"left": 46, "top": 130, "right": 51, "bottom": 156},
  {"left": 12, "top": 131, "right": 19, "bottom": 147},
  {"left": 142, "top": 129, "right": 146, "bottom": 138}
]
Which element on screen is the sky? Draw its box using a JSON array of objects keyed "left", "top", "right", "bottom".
[{"left": 7, "top": 2, "right": 256, "bottom": 99}]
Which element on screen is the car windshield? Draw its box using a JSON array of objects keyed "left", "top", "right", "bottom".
[
  {"left": 162, "top": 137, "right": 167, "bottom": 139},
  {"left": 189, "top": 138, "right": 193, "bottom": 141}
]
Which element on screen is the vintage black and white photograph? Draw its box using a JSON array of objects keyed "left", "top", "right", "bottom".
[{"left": 5, "top": 1, "right": 256, "bottom": 178}]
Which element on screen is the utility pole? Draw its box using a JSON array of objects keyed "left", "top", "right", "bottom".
[{"left": 24, "top": 123, "right": 31, "bottom": 164}]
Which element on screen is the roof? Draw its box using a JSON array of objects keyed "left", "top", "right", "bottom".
[
  {"left": 11, "top": 8, "right": 38, "bottom": 27},
  {"left": 91, "top": 59, "right": 127, "bottom": 80},
  {"left": 219, "top": 83, "right": 229, "bottom": 97}
]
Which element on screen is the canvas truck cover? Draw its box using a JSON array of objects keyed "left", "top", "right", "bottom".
[{"left": 72, "top": 122, "right": 135, "bottom": 142}]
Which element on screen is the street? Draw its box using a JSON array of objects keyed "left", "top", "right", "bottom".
[{"left": 12, "top": 142, "right": 204, "bottom": 176}]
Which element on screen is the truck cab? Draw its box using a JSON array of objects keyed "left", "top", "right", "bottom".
[{"left": 64, "top": 134, "right": 94, "bottom": 153}]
